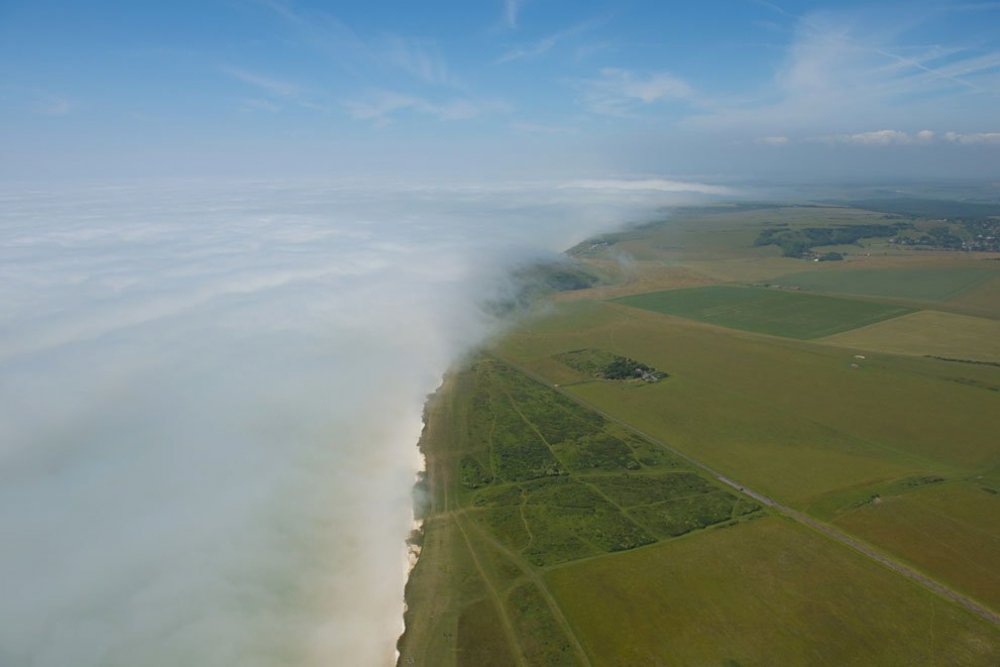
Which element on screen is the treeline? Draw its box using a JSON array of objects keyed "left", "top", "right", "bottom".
[{"left": 754, "top": 223, "right": 910, "bottom": 258}]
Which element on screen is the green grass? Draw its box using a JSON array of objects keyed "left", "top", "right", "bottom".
[
  {"left": 772, "top": 266, "right": 998, "bottom": 302},
  {"left": 547, "top": 517, "right": 1000, "bottom": 666},
  {"left": 400, "top": 357, "right": 767, "bottom": 664},
  {"left": 834, "top": 481, "right": 1000, "bottom": 611},
  {"left": 403, "top": 202, "right": 1000, "bottom": 665},
  {"left": 507, "top": 301, "right": 1000, "bottom": 496},
  {"left": 614, "top": 285, "right": 912, "bottom": 339}
]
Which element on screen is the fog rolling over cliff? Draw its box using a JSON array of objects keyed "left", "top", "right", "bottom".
[{"left": 0, "top": 180, "right": 716, "bottom": 666}]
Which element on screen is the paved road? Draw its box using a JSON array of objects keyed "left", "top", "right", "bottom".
[{"left": 502, "top": 356, "right": 1000, "bottom": 629}]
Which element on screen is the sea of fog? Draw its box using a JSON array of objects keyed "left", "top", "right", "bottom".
[{"left": 0, "top": 179, "right": 721, "bottom": 666}]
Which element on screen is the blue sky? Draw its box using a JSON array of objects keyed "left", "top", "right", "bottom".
[{"left": 2, "top": 0, "right": 999, "bottom": 182}]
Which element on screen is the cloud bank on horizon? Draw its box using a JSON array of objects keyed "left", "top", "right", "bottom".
[
  {"left": 0, "top": 0, "right": 998, "bottom": 182},
  {"left": 0, "top": 180, "right": 719, "bottom": 666}
]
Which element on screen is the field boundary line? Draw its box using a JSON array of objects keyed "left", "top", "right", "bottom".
[{"left": 496, "top": 354, "right": 1000, "bottom": 630}]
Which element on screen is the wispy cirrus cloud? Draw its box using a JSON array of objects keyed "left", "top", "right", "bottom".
[
  {"left": 342, "top": 90, "right": 486, "bottom": 125},
  {"left": 497, "top": 18, "right": 604, "bottom": 63},
  {"left": 222, "top": 66, "right": 301, "bottom": 98},
  {"left": 504, "top": 0, "right": 523, "bottom": 28},
  {"left": 35, "top": 94, "right": 75, "bottom": 117},
  {"left": 689, "top": 7, "right": 1000, "bottom": 135},
  {"left": 379, "top": 36, "right": 457, "bottom": 87},
  {"left": 577, "top": 68, "right": 695, "bottom": 116},
  {"left": 256, "top": 1, "right": 462, "bottom": 90}
]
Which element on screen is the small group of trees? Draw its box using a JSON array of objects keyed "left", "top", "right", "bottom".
[{"left": 600, "top": 356, "right": 666, "bottom": 381}]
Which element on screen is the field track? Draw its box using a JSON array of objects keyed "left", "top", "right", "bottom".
[{"left": 498, "top": 355, "right": 1000, "bottom": 630}]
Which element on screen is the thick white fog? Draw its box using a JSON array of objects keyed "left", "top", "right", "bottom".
[{"left": 0, "top": 180, "right": 718, "bottom": 666}]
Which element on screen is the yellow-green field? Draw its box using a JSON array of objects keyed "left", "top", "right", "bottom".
[
  {"left": 821, "top": 310, "right": 1000, "bottom": 362},
  {"left": 834, "top": 481, "right": 1000, "bottom": 611},
  {"left": 547, "top": 516, "right": 1000, "bottom": 666},
  {"left": 947, "top": 274, "right": 1000, "bottom": 319}
]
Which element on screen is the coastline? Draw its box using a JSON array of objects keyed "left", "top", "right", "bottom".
[{"left": 395, "top": 375, "right": 453, "bottom": 666}]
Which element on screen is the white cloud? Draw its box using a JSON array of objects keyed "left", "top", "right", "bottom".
[
  {"left": 756, "top": 135, "right": 790, "bottom": 145},
  {"left": 832, "top": 129, "right": 915, "bottom": 145},
  {"left": 342, "top": 90, "right": 483, "bottom": 124},
  {"left": 36, "top": 95, "right": 74, "bottom": 116},
  {"left": 561, "top": 178, "right": 736, "bottom": 196},
  {"left": 379, "top": 36, "right": 456, "bottom": 86},
  {"left": 222, "top": 66, "right": 301, "bottom": 98},
  {"left": 686, "top": 8, "right": 1000, "bottom": 136},
  {"left": 240, "top": 98, "right": 281, "bottom": 113},
  {"left": 504, "top": 0, "right": 522, "bottom": 28},
  {"left": 497, "top": 18, "right": 603, "bottom": 63},
  {"left": 806, "top": 128, "right": 998, "bottom": 146},
  {"left": 578, "top": 68, "right": 694, "bottom": 116},
  {"left": 0, "top": 180, "right": 716, "bottom": 667},
  {"left": 510, "top": 121, "right": 577, "bottom": 134},
  {"left": 944, "top": 131, "right": 1000, "bottom": 144}
]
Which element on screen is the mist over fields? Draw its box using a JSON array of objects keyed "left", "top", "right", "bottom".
[{"left": 0, "top": 179, "right": 716, "bottom": 666}]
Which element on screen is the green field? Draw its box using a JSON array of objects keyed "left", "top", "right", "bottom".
[
  {"left": 614, "top": 285, "right": 912, "bottom": 339},
  {"left": 399, "top": 358, "right": 766, "bottom": 665},
  {"left": 502, "top": 301, "right": 1000, "bottom": 495},
  {"left": 771, "top": 266, "right": 998, "bottom": 301},
  {"left": 402, "top": 351, "right": 1000, "bottom": 665},
  {"left": 402, "top": 202, "right": 1000, "bottom": 665},
  {"left": 834, "top": 481, "right": 1000, "bottom": 611},
  {"left": 547, "top": 516, "right": 1000, "bottom": 666},
  {"left": 951, "top": 275, "right": 1000, "bottom": 319},
  {"left": 461, "top": 359, "right": 757, "bottom": 567}
]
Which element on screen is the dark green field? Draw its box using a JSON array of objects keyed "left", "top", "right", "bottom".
[
  {"left": 614, "top": 285, "right": 912, "bottom": 338},
  {"left": 772, "top": 266, "right": 998, "bottom": 301},
  {"left": 463, "top": 358, "right": 757, "bottom": 568}
]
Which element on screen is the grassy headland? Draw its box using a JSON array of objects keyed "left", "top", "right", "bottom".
[{"left": 400, "top": 200, "right": 1000, "bottom": 665}]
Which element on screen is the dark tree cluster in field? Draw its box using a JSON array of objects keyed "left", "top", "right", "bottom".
[
  {"left": 556, "top": 348, "right": 667, "bottom": 382},
  {"left": 754, "top": 223, "right": 910, "bottom": 258},
  {"left": 601, "top": 356, "right": 667, "bottom": 381}
]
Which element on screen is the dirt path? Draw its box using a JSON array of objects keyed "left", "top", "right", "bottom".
[
  {"left": 452, "top": 514, "right": 528, "bottom": 667},
  {"left": 500, "top": 356, "right": 1000, "bottom": 630},
  {"left": 463, "top": 519, "right": 594, "bottom": 667}
]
